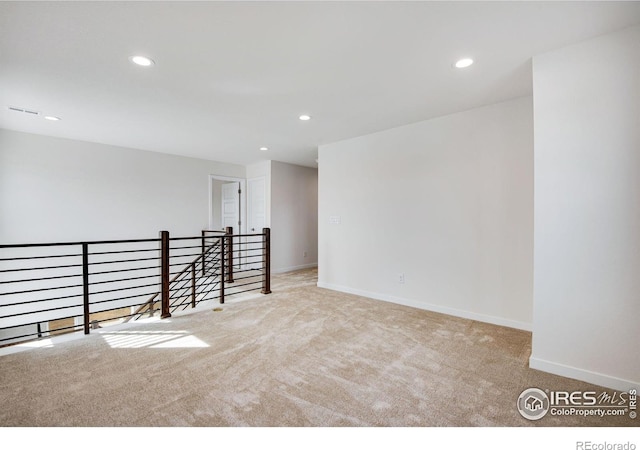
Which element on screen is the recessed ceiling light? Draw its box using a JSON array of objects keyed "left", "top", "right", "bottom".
[
  {"left": 454, "top": 58, "right": 474, "bottom": 69},
  {"left": 260, "top": 147, "right": 268, "bottom": 151},
  {"left": 129, "top": 55, "right": 155, "bottom": 67},
  {"left": 44, "top": 116, "right": 61, "bottom": 121},
  {"left": 299, "top": 114, "right": 311, "bottom": 121}
]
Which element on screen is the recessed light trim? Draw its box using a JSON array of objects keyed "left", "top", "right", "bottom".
[
  {"left": 454, "top": 58, "right": 474, "bottom": 69},
  {"left": 299, "top": 114, "right": 311, "bottom": 121},
  {"left": 44, "top": 116, "right": 61, "bottom": 121},
  {"left": 129, "top": 55, "right": 155, "bottom": 67},
  {"left": 260, "top": 147, "right": 268, "bottom": 151}
]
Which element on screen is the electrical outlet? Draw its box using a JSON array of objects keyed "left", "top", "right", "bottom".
[
  {"left": 303, "top": 251, "right": 308, "bottom": 258},
  {"left": 398, "top": 273, "right": 405, "bottom": 284}
]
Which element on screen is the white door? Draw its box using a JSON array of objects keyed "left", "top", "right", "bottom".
[
  {"left": 247, "top": 177, "right": 266, "bottom": 269},
  {"left": 221, "top": 182, "right": 242, "bottom": 269},
  {"left": 248, "top": 177, "right": 266, "bottom": 233},
  {"left": 221, "top": 182, "right": 240, "bottom": 231}
]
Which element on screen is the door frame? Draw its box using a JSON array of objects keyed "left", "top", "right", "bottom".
[{"left": 208, "top": 175, "right": 246, "bottom": 235}]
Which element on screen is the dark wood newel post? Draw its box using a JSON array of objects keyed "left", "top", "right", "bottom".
[
  {"left": 201, "top": 230, "right": 206, "bottom": 276},
  {"left": 82, "top": 242, "right": 90, "bottom": 334},
  {"left": 220, "top": 234, "right": 225, "bottom": 304},
  {"left": 160, "top": 230, "right": 171, "bottom": 318},
  {"left": 191, "top": 262, "right": 196, "bottom": 308},
  {"left": 261, "top": 227, "right": 271, "bottom": 294},
  {"left": 225, "top": 226, "right": 234, "bottom": 283}
]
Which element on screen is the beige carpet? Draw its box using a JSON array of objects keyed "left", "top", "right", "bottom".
[{"left": 0, "top": 269, "right": 634, "bottom": 427}]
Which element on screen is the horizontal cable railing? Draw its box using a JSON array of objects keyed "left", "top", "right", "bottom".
[
  {"left": 165, "top": 234, "right": 223, "bottom": 314},
  {"left": 0, "top": 228, "right": 271, "bottom": 347}
]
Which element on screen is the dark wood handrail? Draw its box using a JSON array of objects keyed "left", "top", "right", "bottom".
[{"left": 0, "top": 238, "right": 161, "bottom": 249}]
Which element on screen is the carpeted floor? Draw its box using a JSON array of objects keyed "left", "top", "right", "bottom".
[{"left": 0, "top": 268, "right": 634, "bottom": 427}]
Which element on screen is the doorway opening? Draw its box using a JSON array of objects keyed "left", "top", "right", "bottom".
[
  {"left": 209, "top": 175, "right": 245, "bottom": 270},
  {"left": 209, "top": 174, "right": 267, "bottom": 272},
  {"left": 208, "top": 175, "right": 245, "bottom": 234}
]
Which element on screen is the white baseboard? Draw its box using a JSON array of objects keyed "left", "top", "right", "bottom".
[
  {"left": 272, "top": 263, "right": 317, "bottom": 274},
  {"left": 529, "top": 356, "right": 639, "bottom": 392},
  {"left": 316, "top": 281, "right": 531, "bottom": 331}
]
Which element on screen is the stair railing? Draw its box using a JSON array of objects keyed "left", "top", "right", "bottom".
[{"left": 0, "top": 228, "right": 271, "bottom": 346}]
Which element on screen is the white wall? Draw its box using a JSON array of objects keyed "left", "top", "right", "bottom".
[
  {"left": 531, "top": 25, "right": 640, "bottom": 391},
  {"left": 318, "top": 96, "right": 534, "bottom": 330},
  {"left": 0, "top": 129, "right": 245, "bottom": 243},
  {"left": 270, "top": 161, "right": 318, "bottom": 273}
]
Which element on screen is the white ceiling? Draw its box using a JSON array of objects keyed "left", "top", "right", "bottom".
[{"left": 1, "top": 1, "right": 640, "bottom": 168}]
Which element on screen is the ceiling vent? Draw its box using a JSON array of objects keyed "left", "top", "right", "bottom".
[{"left": 8, "top": 106, "right": 40, "bottom": 116}]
